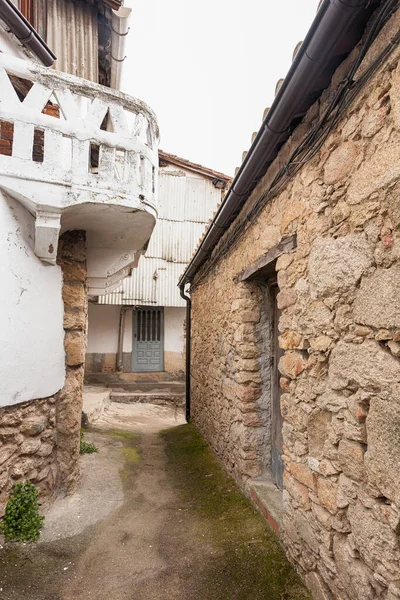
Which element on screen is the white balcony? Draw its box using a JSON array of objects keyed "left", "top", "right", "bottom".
[{"left": 0, "top": 53, "right": 159, "bottom": 294}]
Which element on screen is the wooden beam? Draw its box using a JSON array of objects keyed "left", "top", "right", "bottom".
[{"left": 236, "top": 234, "right": 297, "bottom": 283}]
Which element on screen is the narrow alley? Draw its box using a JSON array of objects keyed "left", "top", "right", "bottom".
[{"left": 0, "top": 403, "right": 309, "bottom": 600}]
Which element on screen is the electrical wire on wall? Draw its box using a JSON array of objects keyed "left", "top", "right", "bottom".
[{"left": 192, "top": 0, "right": 400, "bottom": 289}]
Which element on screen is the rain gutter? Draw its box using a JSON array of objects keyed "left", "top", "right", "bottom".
[
  {"left": 179, "top": 0, "right": 381, "bottom": 288},
  {"left": 117, "top": 306, "right": 130, "bottom": 372},
  {"left": 110, "top": 6, "right": 131, "bottom": 90},
  {"left": 179, "top": 286, "right": 191, "bottom": 422},
  {"left": 0, "top": 0, "right": 56, "bottom": 66}
]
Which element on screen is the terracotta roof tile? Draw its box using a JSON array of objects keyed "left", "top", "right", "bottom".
[{"left": 158, "top": 150, "right": 231, "bottom": 184}]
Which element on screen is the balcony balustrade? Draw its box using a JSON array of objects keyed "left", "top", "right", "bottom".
[{"left": 0, "top": 52, "right": 159, "bottom": 294}]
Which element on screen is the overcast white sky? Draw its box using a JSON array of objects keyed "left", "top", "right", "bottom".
[{"left": 121, "top": 0, "right": 319, "bottom": 176}]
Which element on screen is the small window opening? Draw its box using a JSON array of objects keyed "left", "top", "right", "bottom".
[
  {"left": 32, "top": 128, "right": 44, "bottom": 163},
  {"left": 115, "top": 148, "right": 125, "bottom": 180},
  {"left": 0, "top": 121, "right": 14, "bottom": 156},
  {"left": 140, "top": 155, "right": 145, "bottom": 186},
  {"left": 90, "top": 142, "right": 100, "bottom": 172},
  {"left": 146, "top": 124, "right": 152, "bottom": 148},
  {"left": 101, "top": 108, "right": 114, "bottom": 133},
  {"left": 7, "top": 73, "right": 33, "bottom": 101},
  {"left": 42, "top": 93, "right": 62, "bottom": 119},
  {"left": 61, "top": 135, "right": 72, "bottom": 170}
]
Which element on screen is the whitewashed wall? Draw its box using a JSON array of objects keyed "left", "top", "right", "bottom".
[
  {"left": 86, "top": 304, "right": 184, "bottom": 355},
  {"left": 86, "top": 304, "right": 132, "bottom": 353},
  {"left": 164, "top": 307, "right": 185, "bottom": 354},
  {"left": 0, "top": 191, "right": 65, "bottom": 406},
  {"left": 124, "top": 310, "right": 132, "bottom": 352},
  {"left": 87, "top": 304, "right": 120, "bottom": 353}
]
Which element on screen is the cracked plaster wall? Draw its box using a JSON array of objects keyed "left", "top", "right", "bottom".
[
  {"left": 0, "top": 229, "right": 88, "bottom": 513},
  {"left": 0, "top": 191, "right": 65, "bottom": 406}
]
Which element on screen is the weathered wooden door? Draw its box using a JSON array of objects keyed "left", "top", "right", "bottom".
[
  {"left": 270, "top": 284, "right": 284, "bottom": 490},
  {"left": 132, "top": 308, "right": 164, "bottom": 372}
]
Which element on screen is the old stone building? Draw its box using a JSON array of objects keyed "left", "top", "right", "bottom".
[
  {"left": 180, "top": 1, "right": 400, "bottom": 598},
  {"left": 0, "top": 0, "right": 158, "bottom": 512}
]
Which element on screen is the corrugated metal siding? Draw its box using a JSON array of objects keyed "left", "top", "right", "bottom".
[
  {"left": 158, "top": 173, "right": 222, "bottom": 222},
  {"left": 46, "top": 0, "right": 98, "bottom": 82},
  {"left": 100, "top": 170, "right": 221, "bottom": 307},
  {"left": 146, "top": 220, "right": 206, "bottom": 264},
  {"left": 31, "top": 0, "right": 47, "bottom": 42},
  {"left": 99, "top": 259, "right": 187, "bottom": 307}
]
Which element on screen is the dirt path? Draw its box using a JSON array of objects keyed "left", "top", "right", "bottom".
[{"left": 0, "top": 403, "right": 310, "bottom": 600}]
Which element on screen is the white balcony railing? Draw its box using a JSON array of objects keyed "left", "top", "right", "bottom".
[{"left": 0, "top": 53, "right": 159, "bottom": 294}]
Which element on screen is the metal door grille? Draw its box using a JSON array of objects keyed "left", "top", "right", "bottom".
[
  {"left": 132, "top": 308, "right": 164, "bottom": 372},
  {"left": 136, "top": 309, "right": 162, "bottom": 342}
]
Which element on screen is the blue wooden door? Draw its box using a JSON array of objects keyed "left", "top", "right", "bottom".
[{"left": 132, "top": 308, "right": 164, "bottom": 372}]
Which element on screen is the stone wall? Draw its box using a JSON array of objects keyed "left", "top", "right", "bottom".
[
  {"left": 0, "top": 397, "right": 58, "bottom": 516},
  {"left": 0, "top": 230, "right": 87, "bottom": 514},
  {"left": 190, "top": 10, "right": 400, "bottom": 600},
  {"left": 56, "top": 230, "right": 88, "bottom": 494}
]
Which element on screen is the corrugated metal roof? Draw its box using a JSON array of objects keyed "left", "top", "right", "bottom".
[
  {"left": 100, "top": 166, "right": 224, "bottom": 306},
  {"left": 101, "top": 0, "right": 123, "bottom": 8},
  {"left": 78, "top": 0, "right": 123, "bottom": 8},
  {"left": 46, "top": 0, "right": 98, "bottom": 82},
  {"left": 159, "top": 150, "right": 231, "bottom": 184}
]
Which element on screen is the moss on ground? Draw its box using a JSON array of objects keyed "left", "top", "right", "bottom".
[
  {"left": 111, "top": 429, "right": 139, "bottom": 441},
  {"left": 122, "top": 446, "right": 140, "bottom": 463},
  {"left": 112, "top": 428, "right": 141, "bottom": 489},
  {"left": 162, "top": 424, "right": 311, "bottom": 600}
]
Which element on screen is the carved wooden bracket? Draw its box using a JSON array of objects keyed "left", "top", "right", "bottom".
[{"left": 34, "top": 210, "right": 61, "bottom": 265}]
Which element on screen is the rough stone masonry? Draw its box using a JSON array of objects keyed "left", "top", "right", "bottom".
[
  {"left": 190, "top": 9, "right": 400, "bottom": 600},
  {"left": 0, "top": 230, "right": 88, "bottom": 515}
]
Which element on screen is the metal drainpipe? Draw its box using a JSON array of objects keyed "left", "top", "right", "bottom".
[
  {"left": 0, "top": 0, "right": 56, "bottom": 66},
  {"left": 110, "top": 6, "right": 131, "bottom": 90},
  {"left": 117, "top": 306, "right": 129, "bottom": 372},
  {"left": 180, "top": 285, "right": 191, "bottom": 423}
]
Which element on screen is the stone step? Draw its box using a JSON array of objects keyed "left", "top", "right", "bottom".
[
  {"left": 85, "top": 372, "right": 184, "bottom": 386},
  {"left": 109, "top": 382, "right": 185, "bottom": 393},
  {"left": 110, "top": 391, "right": 185, "bottom": 407},
  {"left": 247, "top": 477, "right": 283, "bottom": 534}
]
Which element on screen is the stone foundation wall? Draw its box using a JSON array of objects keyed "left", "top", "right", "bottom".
[
  {"left": 0, "top": 397, "right": 58, "bottom": 516},
  {"left": 0, "top": 230, "right": 87, "bottom": 514},
  {"left": 190, "top": 10, "right": 400, "bottom": 600}
]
